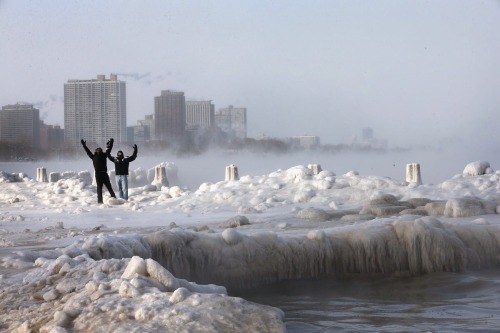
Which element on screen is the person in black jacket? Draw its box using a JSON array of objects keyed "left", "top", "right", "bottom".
[
  {"left": 81, "top": 138, "right": 116, "bottom": 204},
  {"left": 108, "top": 143, "right": 138, "bottom": 200}
]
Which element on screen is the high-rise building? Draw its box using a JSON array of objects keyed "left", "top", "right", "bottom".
[
  {"left": 154, "top": 90, "right": 186, "bottom": 142},
  {"left": 0, "top": 104, "right": 40, "bottom": 147},
  {"left": 39, "top": 121, "right": 64, "bottom": 149},
  {"left": 127, "top": 123, "right": 151, "bottom": 143},
  {"left": 215, "top": 105, "right": 247, "bottom": 139},
  {"left": 140, "top": 114, "right": 155, "bottom": 140},
  {"left": 185, "top": 100, "right": 215, "bottom": 131},
  {"left": 64, "top": 74, "right": 126, "bottom": 147}
]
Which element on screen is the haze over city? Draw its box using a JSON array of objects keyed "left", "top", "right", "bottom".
[{"left": 2, "top": 0, "right": 500, "bottom": 150}]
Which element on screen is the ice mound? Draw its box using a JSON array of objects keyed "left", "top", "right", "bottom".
[
  {"left": 95, "top": 218, "right": 500, "bottom": 290},
  {"left": 463, "top": 161, "right": 492, "bottom": 176},
  {"left": 1, "top": 254, "right": 284, "bottom": 332}
]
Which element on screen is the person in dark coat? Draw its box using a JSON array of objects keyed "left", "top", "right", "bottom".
[
  {"left": 108, "top": 144, "right": 137, "bottom": 200},
  {"left": 81, "top": 138, "right": 116, "bottom": 204}
]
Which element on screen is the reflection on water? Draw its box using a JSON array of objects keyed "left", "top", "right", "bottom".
[{"left": 237, "top": 270, "right": 500, "bottom": 333}]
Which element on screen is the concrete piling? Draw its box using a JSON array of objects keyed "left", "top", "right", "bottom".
[
  {"left": 36, "top": 167, "right": 48, "bottom": 182},
  {"left": 225, "top": 164, "right": 239, "bottom": 181},
  {"left": 152, "top": 165, "right": 169, "bottom": 187},
  {"left": 308, "top": 163, "right": 322, "bottom": 175},
  {"left": 49, "top": 172, "right": 60, "bottom": 183},
  {"left": 406, "top": 163, "right": 422, "bottom": 185}
]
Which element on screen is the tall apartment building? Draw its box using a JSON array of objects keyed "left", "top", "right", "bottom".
[
  {"left": 154, "top": 90, "right": 186, "bottom": 142},
  {"left": 64, "top": 74, "right": 126, "bottom": 146},
  {"left": 40, "top": 122, "right": 64, "bottom": 149},
  {"left": 0, "top": 104, "right": 40, "bottom": 147},
  {"left": 140, "top": 114, "right": 155, "bottom": 140},
  {"left": 215, "top": 105, "right": 247, "bottom": 139},
  {"left": 185, "top": 100, "right": 215, "bottom": 131}
]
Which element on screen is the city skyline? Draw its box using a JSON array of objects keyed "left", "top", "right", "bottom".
[{"left": 1, "top": 1, "right": 500, "bottom": 151}]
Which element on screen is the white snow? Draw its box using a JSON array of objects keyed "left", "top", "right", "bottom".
[{"left": 1, "top": 159, "right": 500, "bottom": 332}]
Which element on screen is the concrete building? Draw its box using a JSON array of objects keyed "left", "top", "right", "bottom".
[
  {"left": 39, "top": 122, "right": 64, "bottom": 149},
  {"left": 185, "top": 100, "right": 215, "bottom": 130},
  {"left": 0, "top": 104, "right": 40, "bottom": 147},
  {"left": 215, "top": 105, "right": 247, "bottom": 139},
  {"left": 287, "top": 135, "right": 320, "bottom": 149},
  {"left": 154, "top": 90, "right": 186, "bottom": 142},
  {"left": 127, "top": 123, "right": 151, "bottom": 143},
  {"left": 140, "top": 114, "right": 155, "bottom": 140},
  {"left": 64, "top": 74, "right": 126, "bottom": 147}
]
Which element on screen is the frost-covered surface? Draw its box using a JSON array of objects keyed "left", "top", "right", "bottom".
[{"left": 1, "top": 160, "right": 500, "bottom": 332}]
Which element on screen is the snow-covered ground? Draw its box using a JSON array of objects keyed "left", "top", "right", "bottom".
[{"left": 1, "top": 159, "right": 500, "bottom": 332}]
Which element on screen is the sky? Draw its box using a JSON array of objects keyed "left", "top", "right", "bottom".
[{"left": 1, "top": 0, "right": 500, "bottom": 148}]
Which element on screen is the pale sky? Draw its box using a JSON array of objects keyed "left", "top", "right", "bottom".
[{"left": 1, "top": 0, "right": 500, "bottom": 148}]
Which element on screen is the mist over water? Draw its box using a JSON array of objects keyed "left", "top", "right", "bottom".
[{"left": 2, "top": 145, "right": 499, "bottom": 189}]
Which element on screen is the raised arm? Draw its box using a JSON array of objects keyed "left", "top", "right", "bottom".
[
  {"left": 81, "top": 139, "right": 93, "bottom": 159},
  {"left": 105, "top": 138, "right": 114, "bottom": 156},
  {"left": 127, "top": 144, "right": 138, "bottom": 162}
]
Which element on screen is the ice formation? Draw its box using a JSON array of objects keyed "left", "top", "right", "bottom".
[{"left": 1, "top": 160, "right": 500, "bottom": 332}]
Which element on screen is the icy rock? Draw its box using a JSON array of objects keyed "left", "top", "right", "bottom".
[
  {"left": 284, "top": 165, "right": 313, "bottom": 183},
  {"left": 238, "top": 206, "right": 260, "bottom": 214},
  {"left": 119, "top": 280, "right": 142, "bottom": 298},
  {"left": 8, "top": 197, "right": 20, "bottom": 204},
  {"left": 177, "top": 279, "right": 227, "bottom": 294},
  {"left": 463, "top": 161, "right": 492, "bottom": 176},
  {"left": 369, "top": 194, "right": 399, "bottom": 205},
  {"left": 293, "top": 188, "right": 316, "bottom": 203},
  {"left": 222, "top": 228, "right": 243, "bottom": 245},
  {"left": 53, "top": 310, "right": 73, "bottom": 327},
  {"left": 122, "top": 256, "right": 148, "bottom": 279},
  {"left": 143, "top": 184, "right": 158, "bottom": 192},
  {"left": 399, "top": 209, "right": 428, "bottom": 216},
  {"left": 407, "top": 198, "right": 433, "bottom": 208},
  {"left": 82, "top": 234, "right": 151, "bottom": 260},
  {"left": 296, "top": 208, "right": 331, "bottom": 221},
  {"left": 43, "top": 289, "right": 60, "bottom": 301},
  {"left": 307, "top": 230, "right": 326, "bottom": 241},
  {"left": 424, "top": 201, "right": 447, "bottom": 216},
  {"left": 169, "top": 287, "right": 190, "bottom": 304},
  {"left": 146, "top": 258, "right": 180, "bottom": 291},
  {"left": 219, "top": 215, "right": 250, "bottom": 228},
  {"left": 444, "top": 198, "right": 486, "bottom": 217}
]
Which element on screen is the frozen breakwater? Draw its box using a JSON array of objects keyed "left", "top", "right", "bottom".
[{"left": 1, "top": 160, "right": 500, "bottom": 332}]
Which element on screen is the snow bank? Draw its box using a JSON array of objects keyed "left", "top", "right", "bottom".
[{"left": 0, "top": 253, "right": 284, "bottom": 332}]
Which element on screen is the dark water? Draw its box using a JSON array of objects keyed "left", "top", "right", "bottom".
[{"left": 237, "top": 270, "right": 500, "bottom": 333}]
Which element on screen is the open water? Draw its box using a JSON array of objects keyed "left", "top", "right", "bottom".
[{"left": 239, "top": 270, "right": 500, "bottom": 333}]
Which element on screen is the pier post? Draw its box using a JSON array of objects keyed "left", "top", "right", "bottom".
[
  {"left": 308, "top": 163, "right": 322, "bottom": 175},
  {"left": 48, "top": 172, "right": 60, "bottom": 183},
  {"left": 152, "top": 165, "right": 169, "bottom": 187},
  {"left": 225, "top": 164, "right": 239, "bottom": 181},
  {"left": 36, "top": 167, "right": 48, "bottom": 182},
  {"left": 406, "top": 163, "right": 422, "bottom": 185}
]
